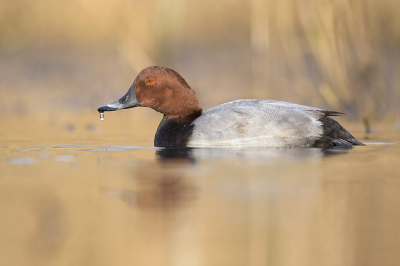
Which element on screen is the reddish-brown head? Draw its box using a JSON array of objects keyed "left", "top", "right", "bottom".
[
  {"left": 98, "top": 66, "right": 202, "bottom": 119},
  {"left": 133, "top": 66, "right": 202, "bottom": 118}
]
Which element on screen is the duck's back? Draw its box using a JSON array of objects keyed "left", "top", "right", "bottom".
[{"left": 187, "top": 100, "right": 362, "bottom": 148}]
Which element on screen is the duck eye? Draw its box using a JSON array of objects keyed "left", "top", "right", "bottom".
[{"left": 146, "top": 78, "right": 154, "bottom": 84}]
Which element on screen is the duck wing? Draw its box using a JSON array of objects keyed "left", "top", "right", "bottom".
[{"left": 188, "top": 100, "right": 324, "bottom": 147}]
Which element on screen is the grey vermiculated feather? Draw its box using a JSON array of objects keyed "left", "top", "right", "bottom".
[{"left": 187, "top": 100, "right": 327, "bottom": 148}]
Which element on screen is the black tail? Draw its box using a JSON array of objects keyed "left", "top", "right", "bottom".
[{"left": 313, "top": 115, "right": 365, "bottom": 148}]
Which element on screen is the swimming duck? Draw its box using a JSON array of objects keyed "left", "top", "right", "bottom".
[{"left": 98, "top": 66, "right": 365, "bottom": 148}]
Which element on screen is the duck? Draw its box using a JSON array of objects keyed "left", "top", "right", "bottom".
[{"left": 98, "top": 66, "right": 365, "bottom": 148}]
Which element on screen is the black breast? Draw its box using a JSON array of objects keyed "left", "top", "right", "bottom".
[{"left": 154, "top": 111, "right": 201, "bottom": 147}]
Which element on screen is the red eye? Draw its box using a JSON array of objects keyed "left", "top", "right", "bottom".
[{"left": 146, "top": 78, "right": 154, "bottom": 83}]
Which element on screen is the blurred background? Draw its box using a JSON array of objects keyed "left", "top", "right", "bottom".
[
  {"left": 1, "top": 0, "right": 399, "bottom": 130},
  {"left": 2, "top": 1, "right": 400, "bottom": 266}
]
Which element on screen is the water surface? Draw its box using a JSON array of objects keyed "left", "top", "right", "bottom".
[{"left": 1, "top": 115, "right": 399, "bottom": 266}]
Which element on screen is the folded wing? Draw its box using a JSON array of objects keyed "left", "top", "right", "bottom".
[{"left": 188, "top": 100, "right": 326, "bottom": 148}]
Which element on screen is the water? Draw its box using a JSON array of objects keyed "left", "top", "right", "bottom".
[
  {"left": 99, "top": 111, "right": 104, "bottom": 121},
  {"left": 1, "top": 115, "right": 400, "bottom": 266}
]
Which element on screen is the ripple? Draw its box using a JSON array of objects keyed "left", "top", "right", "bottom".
[
  {"left": 9, "top": 157, "right": 35, "bottom": 165},
  {"left": 364, "top": 142, "right": 397, "bottom": 145},
  {"left": 55, "top": 155, "right": 75, "bottom": 162},
  {"left": 83, "top": 146, "right": 158, "bottom": 151}
]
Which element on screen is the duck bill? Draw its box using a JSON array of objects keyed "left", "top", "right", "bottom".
[{"left": 98, "top": 84, "right": 140, "bottom": 112}]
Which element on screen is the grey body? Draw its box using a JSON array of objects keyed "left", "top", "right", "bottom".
[{"left": 187, "top": 100, "right": 327, "bottom": 148}]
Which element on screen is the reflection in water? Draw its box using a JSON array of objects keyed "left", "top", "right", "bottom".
[
  {"left": 108, "top": 169, "right": 196, "bottom": 210},
  {"left": 1, "top": 142, "right": 400, "bottom": 266},
  {"left": 157, "top": 146, "right": 350, "bottom": 162},
  {"left": 29, "top": 194, "right": 69, "bottom": 258},
  {"left": 107, "top": 149, "right": 197, "bottom": 210},
  {"left": 156, "top": 148, "right": 195, "bottom": 161}
]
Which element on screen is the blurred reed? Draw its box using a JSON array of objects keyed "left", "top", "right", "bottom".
[{"left": 0, "top": 0, "right": 399, "bottom": 122}]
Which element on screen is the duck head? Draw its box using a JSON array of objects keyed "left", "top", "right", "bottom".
[{"left": 98, "top": 66, "right": 202, "bottom": 119}]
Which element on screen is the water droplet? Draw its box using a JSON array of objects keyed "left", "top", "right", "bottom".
[{"left": 99, "top": 112, "right": 104, "bottom": 121}]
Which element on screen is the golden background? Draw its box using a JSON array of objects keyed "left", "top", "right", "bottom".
[
  {"left": 1, "top": 0, "right": 399, "bottom": 124},
  {"left": 1, "top": 1, "right": 400, "bottom": 266}
]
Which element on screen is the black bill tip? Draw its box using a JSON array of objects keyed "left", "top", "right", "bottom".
[{"left": 98, "top": 105, "right": 117, "bottom": 112}]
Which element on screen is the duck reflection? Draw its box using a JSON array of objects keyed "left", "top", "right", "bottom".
[
  {"left": 107, "top": 149, "right": 196, "bottom": 209},
  {"left": 156, "top": 148, "right": 195, "bottom": 161},
  {"left": 157, "top": 146, "right": 349, "bottom": 161},
  {"left": 106, "top": 146, "right": 349, "bottom": 210}
]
